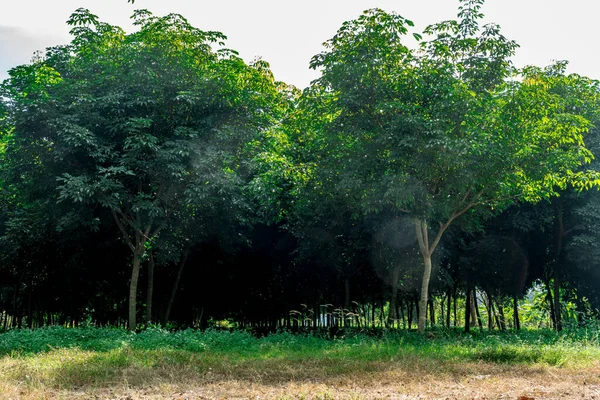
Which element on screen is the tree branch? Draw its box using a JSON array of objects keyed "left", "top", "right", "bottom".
[
  {"left": 112, "top": 209, "right": 135, "bottom": 253},
  {"left": 429, "top": 201, "right": 474, "bottom": 256},
  {"left": 415, "top": 218, "right": 428, "bottom": 255}
]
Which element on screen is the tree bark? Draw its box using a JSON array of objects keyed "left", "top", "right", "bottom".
[
  {"left": 545, "top": 279, "right": 556, "bottom": 329},
  {"left": 407, "top": 299, "right": 413, "bottom": 330},
  {"left": 496, "top": 299, "right": 506, "bottom": 331},
  {"left": 344, "top": 278, "right": 351, "bottom": 310},
  {"left": 388, "top": 265, "right": 401, "bottom": 327},
  {"left": 164, "top": 249, "right": 189, "bottom": 325},
  {"left": 415, "top": 219, "right": 432, "bottom": 332},
  {"left": 418, "top": 253, "right": 433, "bottom": 332},
  {"left": 486, "top": 292, "right": 494, "bottom": 331},
  {"left": 513, "top": 295, "right": 520, "bottom": 331},
  {"left": 553, "top": 202, "right": 564, "bottom": 331},
  {"left": 414, "top": 211, "right": 466, "bottom": 333},
  {"left": 473, "top": 290, "right": 483, "bottom": 330},
  {"left": 145, "top": 251, "right": 155, "bottom": 324},
  {"left": 453, "top": 286, "right": 457, "bottom": 328},
  {"left": 446, "top": 290, "right": 451, "bottom": 329},
  {"left": 465, "top": 283, "right": 471, "bottom": 333},
  {"left": 429, "top": 299, "right": 435, "bottom": 327},
  {"left": 128, "top": 244, "right": 144, "bottom": 331}
]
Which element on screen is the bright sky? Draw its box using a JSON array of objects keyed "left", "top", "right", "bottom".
[{"left": 0, "top": 0, "right": 598, "bottom": 89}]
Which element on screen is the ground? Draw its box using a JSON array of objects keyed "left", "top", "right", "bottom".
[
  {"left": 1, "top": 328, "right": 599, "bottom": 399},
  {"left": 2, "top": 358, "right": 599, "bottom": 399}
]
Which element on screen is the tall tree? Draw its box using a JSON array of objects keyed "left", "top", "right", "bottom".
[
  {"left": 1, "top": 9, "right": 284, "bottom": 330},
  {"left": 306, "top": 1, "right": 600, "bottom": 332}
]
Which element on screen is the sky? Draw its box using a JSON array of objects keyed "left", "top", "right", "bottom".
[{"left": 0, "top": 0, "right": 598, "bottom": 89}]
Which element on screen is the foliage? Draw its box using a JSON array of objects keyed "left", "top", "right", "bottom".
[{"left": 1, "top": 0, "right": 600, "bottom": 335}]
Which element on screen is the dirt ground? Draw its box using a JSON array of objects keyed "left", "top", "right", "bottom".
[{"left": 2, "top": 363, "right": 599, "bottom": 400}]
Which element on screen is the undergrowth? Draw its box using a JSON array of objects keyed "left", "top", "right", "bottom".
[{"left": 0, "top": 326, "right": 599, "bottom": 367}]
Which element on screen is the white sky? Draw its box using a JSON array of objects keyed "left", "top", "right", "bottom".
[{"left": 0, "top": 0, "right": 598, "bottom": 89}]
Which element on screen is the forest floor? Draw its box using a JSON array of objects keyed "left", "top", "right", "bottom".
[{"left": 0, "top": 327, "right": 599, "bottom": 399}]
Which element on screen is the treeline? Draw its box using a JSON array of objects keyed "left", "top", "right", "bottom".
[{"left": 1, "top": 0, "right": 600, "bottom": 332}]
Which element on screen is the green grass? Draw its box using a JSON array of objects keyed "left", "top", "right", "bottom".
[
  {"left": 1, "top": 326, "right": 599, "bottom": 366},
  {"left": 0, "top": 326, "right": 599, "bottom": 395}
]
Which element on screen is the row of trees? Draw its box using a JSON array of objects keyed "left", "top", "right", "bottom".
[{"left": 1, "top": 0, "right": 600, "bottom": 332}]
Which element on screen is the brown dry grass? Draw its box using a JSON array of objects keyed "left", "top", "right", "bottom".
[{"left": 1, "top": 350, "right": 599, "bottom": 399}]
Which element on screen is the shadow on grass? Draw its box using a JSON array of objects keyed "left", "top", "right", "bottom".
[{"left": 1, "top": 327, "right": 598, "bottom": 390}]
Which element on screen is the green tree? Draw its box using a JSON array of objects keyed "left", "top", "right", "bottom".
[
  {"left": 306, "top": 1, "right": 600, "bottom": 332},
  {"left": 1, "top": 9, "right": 284, "bottom": 330}
]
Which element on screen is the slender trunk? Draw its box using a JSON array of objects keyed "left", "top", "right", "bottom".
[
  {"left": 407, "top": 299, "right": 413, "bottom": 330},
  {"left": 545, "top": 279, "right": 556, "bottom": 329},
  {"left": 198, "top": 307, "right": 204, "bottom": 329},
  {"left": 446, "top": 290, "right": 451, "bottom": 329},
  {"left": 27, "top": 287, "right": 32, "bottom": 329},
  {"left": 352, "top": 301, "right": 361, "bottom": 328},
  {"left": 164, "top": 249, "right": 190, "bottom": 325},
  {"left": 486, "top": 292, "right": 494, "bottom": 331},
  {"left": 413, "top": 198, "right": 474, "bottom": 331},
  {"left": 379, "top": 294, "right": 385, "bottom": 327},
  {"left": 440, "top": 295, "right": 445, "bottom": 328},
  {"left": 470, "top": 293, "right": 477, "bottom": 326},
  {"left": 388, "top": 265, "right": 400, "bottom": 326},
  {"left": 473, "top": 290, "right": 483, "bottom": 330},
  {"left": 344, "top": 278, "right": 351, "bottom": 310},
  {"left": 553, "top": 267, "right": 562, "bottom": 331},
  {"left": 496, "top": 300, "right": 506, "bottom": 331},
  {"left": 453, "top": 286, "right": 457, "bottom": 328},
  {"left": 11, "top": 272, "right": 23, "bottom": 327},
  {"left": 371, "top": 295, "right": 376, "bottom": 329},
  {"left": 128, "top": 246, "right": 143, "bottom": 331},
  {"left": 465, "top": 283, "right": 471, "bottom": 333},
  {"left": 554, "top": 201, "right": 564, "bottom": 332},
  {"left": 398, "top": 296, "right": 405, "bottom": 329},
  {"left": 513, "top": 295, "right": 520, "bottom": 331},
  {"left": 429, "top": 299, "right": 435, "bottom": 327},
  {"left": 418, "top": 253, "right": 433, "bottom": 332},
  {"left": 145, "top": 251, "right": 155, "bottom": 325},
  {"left": 414, "top": 295, "right": 419, "bottom": 327}
]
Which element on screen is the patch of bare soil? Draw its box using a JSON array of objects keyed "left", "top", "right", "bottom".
[{"left": 2, "top": 363, "right": 600, "bottom": 400}]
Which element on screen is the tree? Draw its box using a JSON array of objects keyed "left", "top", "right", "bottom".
[
  {"left": 306, "top": 0, "right": 600, "bottom": 332},
  {"left": 1, "top": 9, "right": 284, "bottom": 330}
]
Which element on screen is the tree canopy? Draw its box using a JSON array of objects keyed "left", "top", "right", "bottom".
[{"left": 1, "top": 0, "right": 600, "bottom": 333}]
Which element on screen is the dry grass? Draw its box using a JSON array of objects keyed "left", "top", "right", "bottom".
[
  {"left": 1, "top": 328, "right": 600, "bottom": 399},
  {"left": 1, "top": 348, "right": 599, "bottom": 399}
]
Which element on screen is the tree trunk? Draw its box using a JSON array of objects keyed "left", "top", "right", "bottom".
[
  {"left": 414, "top": 216, "right": 455, "bottom": 333},
  {"left": 496, "top": 300, "right": 506, "bottom": 331},
  {"left": 164, "top": 249, "right": 189, "bottom": 325},
  {"left": 453, "top": 286, "right": 457, "bottom": 328},
  {"left": 440, "top": 295, "right": 445, "bottom": 328},
  {"left": 553, "top": 201, "right": 564, "bottom": 332},
  {"left": 513, "top": 295, "right": 520, "bottom": 331},
  {"left": 344, "top": 278, "right": 351, "bottom": 310},
  {"left": 418, "top": 253, "right": 433, "bottom": 332},
  {"left": 465, "top": 282, "right": 471, "bottom": 333},
  {"left": 486, "top": 292, "right": 494, "bottom": 331},
  {"left": 398, "top": 296, "right": 405, "bottom": 329},
  {"left": 553, "top": 267, "right": 562, "bottom": 331},
  {"left": 470, "top": 293, "right": 478, "bottom": 327},
  {"left": 388, "top": 265, "right": 401, "bottom": 327},
  {"left": 145, "top": 251, "right": 155, "bottom": 324},
  {"left": 429, "top": 298, "right": 435, "bottom": 327},
  {"left": 128, "top": 246, "right": 143, "bottom": 331},
  {"left": 545, "top": 279, "right": 557, "bottom": 329},
  {"left": 473, "top": 290, "right": 483, "bottom": 330},
  {"left": 446, "top": 290, "right": 451, "bottom": 329},
  {"left": 407, "top": 299, "right": 413, "bottom": 330}
]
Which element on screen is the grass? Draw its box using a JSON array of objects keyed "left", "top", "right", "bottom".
[{"left": 1, "top": 327, "right": 599, "bottom": 398}]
